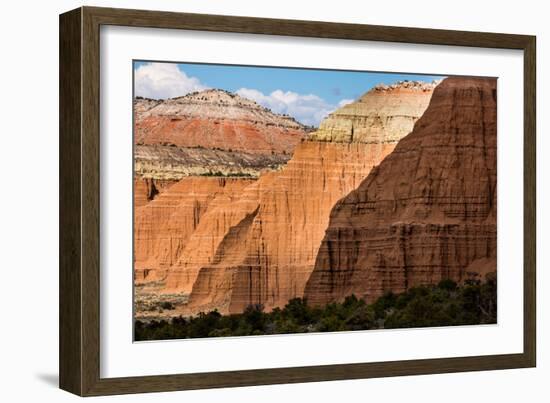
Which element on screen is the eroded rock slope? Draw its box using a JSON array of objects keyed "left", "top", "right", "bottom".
[
  {"left": 304, "top": 77, "right": 497, "bottom": 306},
  {"left": 178, "top": 82, "right": 438, "bottom": 314}
]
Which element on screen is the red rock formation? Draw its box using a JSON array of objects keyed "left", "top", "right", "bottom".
[
  {"left": 162, "top": 180, "right": 262, "bottom": 293},
  {"left": 135, "top": 89, "right": 306, "bottom": 155},
  {"left": 304, "top": 77, "right": 497, "bottom": 306},
  {"left": 134, "top": 177, "right": 255, "bottom": 284},
  {"left": 134, "top": 178, "right": 177, "bottom": 207},
  {"left": 185, "top": 141, "right": 395, "bottom": 313},
  {"left": 177, "top": 82, "right": 437, "bottom": 314},
  {"left": 134, "top": 89, "right": 309, "bottom": 286}
]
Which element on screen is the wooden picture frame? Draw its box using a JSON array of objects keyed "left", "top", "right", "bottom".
[{"left": 59, "top": 6, "right": 536, "bottom": 396}]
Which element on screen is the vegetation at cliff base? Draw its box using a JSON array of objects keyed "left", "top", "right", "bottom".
[{"left": 134, "top": 278, "right": 497, "bottom": 341}]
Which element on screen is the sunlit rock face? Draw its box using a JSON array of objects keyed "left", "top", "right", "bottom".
[
  {"left": 134, "top": 177, "right": 255, "bottom": 284},
  {"left": 134, "top": 178, "right": 177, "bottom": 207},
  {"left": 133, "top": 89, "right": 309, "bottom": 285},
  {"left": 178, "top": 81, "right": 437, "bottom": 315},
  {"left": 309, "top": 80, "right": 440, "bottom": 144},
  {"left": 134, "top": 89, "right": 306, "bottom": 155}
]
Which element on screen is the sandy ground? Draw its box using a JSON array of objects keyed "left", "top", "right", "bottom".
[{"left": 134, "top": 281, "right": 190, "bottom": 321}]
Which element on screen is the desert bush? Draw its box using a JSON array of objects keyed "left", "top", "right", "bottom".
[{"left": 134, "top": 278, "right": 497, "bottom": 341}]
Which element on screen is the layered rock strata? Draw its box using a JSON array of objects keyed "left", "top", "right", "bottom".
[
  {"left": 310, "top": 80, "right": 440, "bottom": 144},
  {"left": 134, "top": 89, "right": 309, "bottom": 285},
  {"left": 163, "top": 180, "right": 263, "bottom": 294},
  {"left": 135, "top": 144, "right": 289, "bottom": 180},
  {"left": 304, "top": 77, "right": 497, "bottom": 306},
  {"left": 135, "top": 89, "right": 307, "bottom": 154},
  {"left": 173, "top": 82, "right": 438, "bottom": 314},
  {"left": 134, "top": 177, "right": 255, "bottom": 284},
  {"left": 184, "top": 141, "right": 395, "bottom": 313}
]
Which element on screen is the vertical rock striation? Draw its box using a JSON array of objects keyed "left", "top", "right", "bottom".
[
  {"left": 134, "top": 89, "right": 309, "bottom": 285},
  {"left": 163, "top": 180, "right": 263, "bottom": 293},
  {"left": 304, "top": 77, "right": 497, "bottom": 306},
  {"left": 180, "top": 81, "right": 438, "bottom": 314},
  {"left": 134, "top": 177, "right": 255, "bottom": 284},
  {"left": 185, "top": 142, "right": 395, "bottom": 313},
  {"left": 134, "top": 178, "right": 177, "bottom": 207}
]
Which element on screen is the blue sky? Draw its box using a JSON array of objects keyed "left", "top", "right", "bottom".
[{"left": 134, "top": 61, "right": 444, "bottom": 126}]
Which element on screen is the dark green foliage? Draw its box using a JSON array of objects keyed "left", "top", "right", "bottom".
[
  {"left": 199, "top": 170, "right": 254, "bottom": 178},
  {"left": 383, "top": 279, "right": 497, "bottom": 329},
  {"left": 134, "top": 278, "right": 497, "bottom": 341}
]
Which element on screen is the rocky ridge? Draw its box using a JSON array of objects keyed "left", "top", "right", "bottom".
[
  {"left": 310, "top": 80, "right": 440, "bottom": 144},
  {"left": 304, "top": 77, "right": 497, "bottom": 306},
  {"left": 134, "top": 89, "right": 310, "bottom": 182},
  {"left": 133, "top": 89, "right": 308, "bottom": 287},
  {"left": 134, "top": 145, "right": 289, "bottom": 180},
  {"left": 162, "top": 81, "right": 438, "bottom": 315},
  {"left": 135, "top": 89, "right": 307, "bottom": 153}
]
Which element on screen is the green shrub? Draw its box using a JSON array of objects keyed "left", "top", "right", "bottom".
[{"left": 134, "top": 278, "right": 497, "bottom": 341}]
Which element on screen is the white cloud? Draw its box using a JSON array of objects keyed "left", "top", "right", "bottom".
[
  {"left": 236, "top": 88, "right": 348, "bottom": 127},
  {"left": 133, "top": 63, "right": 355, "bottom": 126},
  {"left": 338, "top": 98, "right": 355, "bottom": 107},
  {"left": 134, "top": 63, "right": 208, "bottom": 99}
]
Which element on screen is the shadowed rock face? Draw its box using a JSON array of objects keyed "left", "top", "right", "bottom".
[
  {"left": 174, "top": 82, "right": 438, "bottom": 315},
  {"left": 134, "top": 178, "right": 177, "bottom": 207},
  {"left": 179, "top": 141, "right": 396, "bottom": 313},
  {"left": 304, "top": 77, "right": 497, "bottom": 306},
  {"left": 162, "top": 180, "right": 263, "bottom": 294}
]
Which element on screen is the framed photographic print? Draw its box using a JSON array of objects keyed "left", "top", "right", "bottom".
[{"left": 59, "top": 6, "right": 536, "bottom": 396}]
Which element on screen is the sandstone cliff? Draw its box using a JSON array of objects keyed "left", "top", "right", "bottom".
[
  {"left": 174, "top": 81, "right": 437, "bottom": 314},
  {"left": 162, "top": 180, "right": 262, "bottom": 294},
  {"left": 134, "top": 177, "right": 255, "bottom": 284},
  {"left": 304, "top": 77, "right": 497, "bottom": 306},
  {"left": 184, "top": 141, "right": 396, "bottom": 313},
  {"left": 310, "top": 80, "right": 440, "bottom": 143},
  {"left": 134, "top": 89, "right": 308, "bottom": 285},
  {"left": 134, "top": 178, "right": 177, "bottom": 207}
]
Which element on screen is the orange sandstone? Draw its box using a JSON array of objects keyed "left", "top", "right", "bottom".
[
  {"left": 304, "top": 77, "right": 497, "bottom": 305},
  {"left": 179, "top": 82, "right": 438, "bottom": 314}
]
